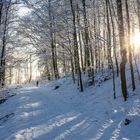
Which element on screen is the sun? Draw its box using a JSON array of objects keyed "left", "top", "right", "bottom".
[{"left": 132, "top": 32, "right": 140, "bottom": 48}]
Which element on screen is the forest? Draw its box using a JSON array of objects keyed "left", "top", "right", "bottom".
[{"left": 0, "top": 0, "right": 140, "bottom": 140}]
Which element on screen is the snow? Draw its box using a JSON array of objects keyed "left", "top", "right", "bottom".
[{"left": 0, "top": 76, "right": 140, "bottom": 140}]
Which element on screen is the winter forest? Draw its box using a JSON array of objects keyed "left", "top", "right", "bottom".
[{"left": 0, "top": 0, "right": 140, "bottom": 139}]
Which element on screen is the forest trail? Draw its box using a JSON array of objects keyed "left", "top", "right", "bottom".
[{"left": 0, "top": 78, "right": 140, "bottom": 140}]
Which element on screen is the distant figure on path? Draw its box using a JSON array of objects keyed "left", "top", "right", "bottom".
[{"left": 36, "top": 81, "right": 39, "bottom": 87}]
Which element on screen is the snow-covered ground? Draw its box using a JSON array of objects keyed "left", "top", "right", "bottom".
[{"left": 0, "top": 76, "right": 140, "bottom": 140}]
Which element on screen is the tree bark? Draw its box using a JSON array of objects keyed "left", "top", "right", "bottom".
[
  {"left": 70, "top": 0, "right": 83, "bottom": 92},
  {"left": 125, "top": 0, "right": 135, "bottom": 91},
  {"left": 116, "top": 0, "right": 128, "bottom": 101}
]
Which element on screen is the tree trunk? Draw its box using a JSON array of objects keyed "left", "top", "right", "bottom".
[
  {"left": 125, "top": 0, "right": 135, "bottom": 91},
  {"left": 106, "top": 0, "right": 116, "bottom": 99},
  {"left": 108, "top": 0, "right": 119, "bottom": 77},
  {"left": 70, "top": 0, "right": 83, "bottom": 92},
  {"left": 82, "top": 0, "right": 90, "bottom": 68},
  {"left": 116, "top": 0, "right": 128, "bottom": 101},
  {"left": 48, "top": 0, "right": 59, "bottom": 80}
]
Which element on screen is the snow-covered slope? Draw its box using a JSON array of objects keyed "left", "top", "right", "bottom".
[{"left": 0, "top": 77, "right": 140, "bottom": 140}]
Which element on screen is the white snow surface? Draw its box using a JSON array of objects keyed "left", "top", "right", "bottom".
[{"left": 0, "top": 77, "right": 140, "bottom": 140}]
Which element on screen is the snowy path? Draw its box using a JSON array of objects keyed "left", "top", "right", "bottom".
[{"left": 0, "top": 79, "right": 140, "bottom": 140}]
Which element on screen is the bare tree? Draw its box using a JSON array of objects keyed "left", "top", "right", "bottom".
[{"left": 116, "top": 0, "right": 128, "bottom": 101}]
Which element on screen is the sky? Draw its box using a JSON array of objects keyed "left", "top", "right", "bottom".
[{"left": 18, "top": 6, "right": 31, "bottom": 17}]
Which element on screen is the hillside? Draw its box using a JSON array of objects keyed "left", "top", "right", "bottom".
[{"left": 0, "top": 76, "right": 140, "bottom": 140}]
